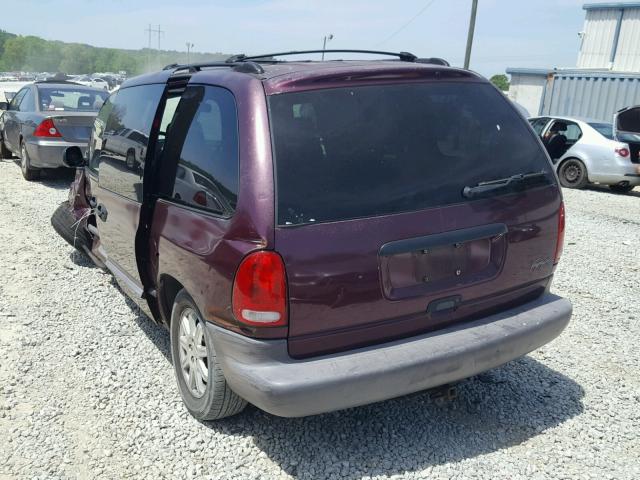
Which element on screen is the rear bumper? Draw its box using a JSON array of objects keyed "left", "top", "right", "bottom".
[
  {"left": 25, "top": 139, "right": 87, "bottom": 169},
  {"left": 210, "top": 293, "right": 572, "bottom": 417},
  {"left": 590, "top": 163, "right": 640, "bottom": 186}
]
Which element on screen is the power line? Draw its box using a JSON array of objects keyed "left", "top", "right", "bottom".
[{"left": 375, "top": 0, "right": 437, "bottom": 47}]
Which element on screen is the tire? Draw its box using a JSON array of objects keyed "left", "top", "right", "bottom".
[
  {"left": 0, "top": 139, "right": 12, "bottom": 159},
  {"left": 51, "top": 201, "right": 93, "bottom": 253},
  {"left": 609, "top": 184, "right": 635, "bottom": 194},
  {"left": 170, "top": 290, "right": 247, "bottom": 421},
  {"left": 558, "top": 158, "right": 588, "bottom": 189},
  {"left": 20, "top": 141, "right": 40, "bottom": 181},
  {"left": 125, "top": 150, "right": 136, "bottom": 170}
]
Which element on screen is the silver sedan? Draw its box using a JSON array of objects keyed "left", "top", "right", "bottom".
[
  {"left": 529, "top": 109, "right": 640, "bottom": 193},
  {"left": 0, "top": 81, "right": 108, "bottom": 181}
]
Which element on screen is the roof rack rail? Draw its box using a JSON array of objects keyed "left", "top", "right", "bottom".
[
  {"left": 226, "top": 49, "right": 418, "bottom": 63},
  {"left": 416, "top": 57, "right": 450, "bottom": 66},
  {"left": 162, "top": 61, "right": 264, "bottom": 75}
]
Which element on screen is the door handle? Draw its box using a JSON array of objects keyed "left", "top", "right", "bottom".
[{"left": 96, "top": 203, "right": 108, "bottom": 222}]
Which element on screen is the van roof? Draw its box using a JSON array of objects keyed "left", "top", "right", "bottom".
[{"left": 122, "top": 52, "right": 483, "bottom": 93}]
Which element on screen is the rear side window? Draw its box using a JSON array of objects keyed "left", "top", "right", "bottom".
[
  {"left": 19, "top": 88, "right": 35, "bottom": 112},
  {"left": 8, "top": 88, "right": 27, "bottom": 110},
  {"left": 98, "top": 84, "right": 164, "bottom": 201},
  {"left": 269, "top": 82, "right": 551, "bottom": 226},
  {"left": 529, "top": 118, "right": 549, "bottom": 136},
  {"left": 564, "top": 122, "right": 582, "bottom": 142},
  {"left": 170, "top": 85, "right": 238, "bottom": 214}
]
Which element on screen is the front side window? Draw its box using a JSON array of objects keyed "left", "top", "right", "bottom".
[
  {"left": 98, "top": 84, "right": 164, "bottom": 201},
  {"left": 270, "top": 82, "right": 551, "bottom": 226},
  {"left": 170, "top": 85, "right": 238, "bottom": 215}
]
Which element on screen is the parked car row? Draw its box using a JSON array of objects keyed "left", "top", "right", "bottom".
[{"left": 47, "top": 50, "right": 572, "bottom": 421}]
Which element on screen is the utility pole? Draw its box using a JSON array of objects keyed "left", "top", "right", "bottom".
[
  {"left": 464, "top": 0, "right": 478, "bottom": 69},
  {"left": 145, "top": 24, "right": 153, "bottom": 70},
  {"left": 321, "top": 34, "right": 334, "bottom": 60},
  {"left": 186, "top": 42, "right": 194, "bottom": 64},
  {"left": 144, "top": 24, "right": 164, "bottom": 69}
]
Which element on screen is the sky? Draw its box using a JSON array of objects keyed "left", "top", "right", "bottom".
[{"left": 2, "top": 0, "right": 589, "bottom": 77}]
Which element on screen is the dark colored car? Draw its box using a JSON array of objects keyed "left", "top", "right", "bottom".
[
  {"left": 53, "top": 50, "right": 571, "bottom": 420},
  {"left": 0, "top": 81, "right": 108, "bottom": 180}
]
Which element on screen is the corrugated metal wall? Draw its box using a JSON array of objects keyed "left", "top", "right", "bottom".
[
  {"left": 614, "top": 8, "right": 640, "bottom": 71},
  {"left": 577, "top": 9, "right": 618, "bottom": 69},
  {"left": 541, "top": 73, "right": 640, "bottom": 122}
]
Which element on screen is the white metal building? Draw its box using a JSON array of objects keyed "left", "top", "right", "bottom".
[
  {"left": 505, "top": 68, "right": 552, "bottom": 116},
  {"left": 577, "top": 2, "right": 640, "bottom": 71},
  {"left": 507, "top": 2, "right": 640, "bottom": 119}
]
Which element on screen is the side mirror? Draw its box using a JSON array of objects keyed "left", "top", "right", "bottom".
[
  {"left": 62, "top": 146, "right": 86, "bottom": 168},
  {"left": 0, "top": 102, "right": 8, "bottom": 111}
]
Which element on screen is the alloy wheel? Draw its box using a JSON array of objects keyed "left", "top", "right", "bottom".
[{"left": 178, "top": 307, "right": 209, "bottom": 398}]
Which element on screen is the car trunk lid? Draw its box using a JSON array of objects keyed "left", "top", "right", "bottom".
[
  {"left": 614, "top": 105, "right": 640, "bottom": 162},
  {"left": 50, "top": 112, "right": 97, "bottom": 142}
]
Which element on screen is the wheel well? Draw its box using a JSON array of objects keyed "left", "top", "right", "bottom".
[{"left": 158, "top": 274, "right": 184, "bottom": 327}]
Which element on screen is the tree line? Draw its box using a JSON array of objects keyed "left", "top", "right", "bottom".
[{"left": 0, "top": 30, "right": 229, "bottom": 75}]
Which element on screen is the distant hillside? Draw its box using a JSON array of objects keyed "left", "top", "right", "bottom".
[{"left": 0, "top": 29, "right": 231, "bottom": 75}]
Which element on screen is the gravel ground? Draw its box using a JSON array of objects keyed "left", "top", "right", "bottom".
[{"left": 0, "top": 158, "right": 638, "bottom": 480}]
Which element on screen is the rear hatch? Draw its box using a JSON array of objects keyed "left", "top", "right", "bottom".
[
  {"left": 269, "top": 80, "right": 562, "bottom": 358},
  {"left": 50, "top": 112, "right": 98, "bottom": 142},
  {"left": 614, "top": 105, "right": 640, "bottom": 163}
]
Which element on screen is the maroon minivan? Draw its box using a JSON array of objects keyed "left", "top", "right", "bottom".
[{"left": 54, "top": 50, "right": 572, "bottom": 420}]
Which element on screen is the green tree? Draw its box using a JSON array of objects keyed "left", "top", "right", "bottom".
[
  {"left": 0, "top": 29, "right": 232, "bottom": 76},
  {"left": 490, "top": 74, "right": 510, "bottom": 91}
]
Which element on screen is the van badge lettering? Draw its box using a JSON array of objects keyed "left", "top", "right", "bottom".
[{"left": 531, "top": 257, "right": 552, "bottom": 271}]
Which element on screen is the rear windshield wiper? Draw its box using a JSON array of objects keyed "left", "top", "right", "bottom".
[{"left": 462, "top": 171, "right": 550, "bottom": 199}]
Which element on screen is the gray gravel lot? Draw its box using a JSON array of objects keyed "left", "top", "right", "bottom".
[{"left": 0, "top": 158, "right": 638, "bottom": 480}]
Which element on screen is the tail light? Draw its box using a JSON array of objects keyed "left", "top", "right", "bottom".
[
  {"left": 192, "top": 191, "right": 207, "bottom": 206},
  {"left": 615, "top": 146, "right": 630, "bottom": 158},
  {"left": 554, "top": 202, "right": 565, "bottom": 264},
  {"left": 232, "top": 251, "right": 288, "bottom": 327},
  {"left": 33, "top": 118, "right": 62, "bottom": 138}
]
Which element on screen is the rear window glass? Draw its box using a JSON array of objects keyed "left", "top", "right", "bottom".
[
  {"left": 270, "top": 82, "right": 551, "bottom": 226},
  {"left": 589, "top": 122, "right": 614, "bottom": 140},
  {"left": 37, "top": 87, "right": 108, "bottom": 112}
]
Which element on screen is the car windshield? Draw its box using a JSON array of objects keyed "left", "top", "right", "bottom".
[
  {"left": 589, "top": 122, "right": 614, "bottom": 140},
  {"left": 37, "top": 87, "right": 108, "bottom": 112},
  {"left": 269, "top": 82, "right": 551, "bottom": 226}
]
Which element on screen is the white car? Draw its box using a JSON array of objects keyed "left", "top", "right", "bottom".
[
  {"left": 73, "top": 76, "right": 109, "bottom": 90},
  {"left": 529, "top": 107, "right": 640, "bottom": 193}
]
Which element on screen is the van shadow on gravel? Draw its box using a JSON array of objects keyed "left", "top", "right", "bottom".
[
  {"left": 234, "top": 358, "right": 583, "bottom": 479},
  {"left": 120, "top": 293, "right": 584, "bottom": 478}
]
